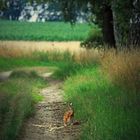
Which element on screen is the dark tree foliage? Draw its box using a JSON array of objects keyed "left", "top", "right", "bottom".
[
  {"left": 0, "top": 1, "right": 6, "bottom": 10},
  {"left": 113, "top": 0, "right": 133, "bottom": 46},
  {"left": 112, "top": 0, "right": 140, "bottom": 47},
  {"left": 58, "top": 0, "right": 116, "bottom": 47},
  {"left": 129, "top": 0, "right": 140, "bottom": 47},
  {"left": 60, "top": 0, "right": 77, "bottom": 24},
  {"left": 1, "top": 0, "right": 25, "bottom": 20},
  {"left": 58, "top": 0, "right": 140, "bottom": 47}
]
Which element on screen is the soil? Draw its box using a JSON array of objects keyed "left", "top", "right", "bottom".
[{"left": 17, "top": 73, "right": 81, "bottom": 140}]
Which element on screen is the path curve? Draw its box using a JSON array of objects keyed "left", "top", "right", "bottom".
[
  {"left": 0, "top": 71, "right": 12, "bottom": 82},
  {"left": 18, "top": 74, "right": 80, "bottom": 140}
]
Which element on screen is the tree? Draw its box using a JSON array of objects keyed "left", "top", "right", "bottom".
[
  {"left": 24, "top": 0, "right": 115, "bottom": 47},
  {"left": 0, "top": 0, "right": 25, "bottom": 20},
  {"left": 59, "top": 0, "right": 140, "bottom": 48},
  {"left": 58, "top": 0, "right": 116, "bottom": 47},
  {"left": 0, "top": 0, "right": 5, "bottom": 11}
]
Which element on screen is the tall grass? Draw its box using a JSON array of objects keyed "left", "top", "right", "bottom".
[
  {"left": 63, "top": 48, "right": 140, "bottom": 140},
  {"left": 101, "top": 49, "right": 140, "bottom": 91},
  {"left": 0, "top": 20, "right": 95, "bottom": 41},
  {"left": 36, "top": 50, "right": 100, "bottom": 79},
  {"left": 0, "top": 43, "right": 139, "bottom": 139},
  {"left": 0, "top": 71, "right": 45, "bottom": 140}
]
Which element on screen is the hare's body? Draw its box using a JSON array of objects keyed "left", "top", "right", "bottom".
[{"left": 63, "top": 103, "right": 74, "bottom": 126}]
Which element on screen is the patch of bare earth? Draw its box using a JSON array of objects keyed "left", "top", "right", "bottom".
[{"left": 18, "top": 74, "right": 80, "bottom": 140}]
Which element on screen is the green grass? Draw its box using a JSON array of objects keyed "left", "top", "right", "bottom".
[
  {"left": 0, "top": 48, "right": 139, "bottom": 140},
  {"left": 63, "top": 67, "right": 140, "bottom": 140},
  {"left": 0, "top": 55, "right": 62, "bottom": 72},
  {"left": 0, "top": 20, "right": 96, "bottom": 41},
  {"left": 0, "top": 57, "right": 50, "bottom": 72},
  {"left": 0, "top": 71, "right": 46, "bottom": 140},
  {"left": 0, "top": 50, "right": 95, "bottom": 75}
]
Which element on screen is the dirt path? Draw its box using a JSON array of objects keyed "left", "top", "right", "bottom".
[
  {"left": 0, "top": 71, "right": 12, "bottom": 82},
  {"left": 18, "top": 74, "right": 80, "bottom": 140}
]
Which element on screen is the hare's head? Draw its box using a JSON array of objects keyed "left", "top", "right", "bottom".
[{"left": 68, "top": 102, "right": 73, "bottom": 111}]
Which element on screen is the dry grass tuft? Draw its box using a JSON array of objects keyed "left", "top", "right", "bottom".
[
  {"left": 74, "top": 49, "right": 101, "bottom": 65},
  {"left": 0, "top": 46, "right": 30, "bottom": 57},
  {"left": 101, "top": 49, "right": 140, "bottom": 90}
]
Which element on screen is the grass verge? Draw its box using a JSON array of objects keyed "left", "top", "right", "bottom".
[
  {"left": 63, "top": 49, "right": 140, "bottom": 140},
  {"left": 64, "top": 67, "right": 140, "bottom": 140},
  {"left": 0, "top": 71, "right": 46, "bottom": 140}
]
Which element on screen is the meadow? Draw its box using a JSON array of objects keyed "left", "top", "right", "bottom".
[
  {"left": 0, "top": 20, "right": 140, "bottom": 140},
  {"left": 0, "top": 20, "right": 95, "bottom": 41},
  {"left": 0, "top": 46, "right": 139, "bottom": 140}
]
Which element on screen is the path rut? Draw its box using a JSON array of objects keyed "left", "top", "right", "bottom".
[{"left": 18, "top": 75, "right": 80, "bottom": 140}]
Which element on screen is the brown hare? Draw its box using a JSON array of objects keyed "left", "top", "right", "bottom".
[{"left": 63, "top": 103, "right": 74, "bottom": 126}]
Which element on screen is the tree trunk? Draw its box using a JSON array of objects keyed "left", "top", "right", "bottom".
[
  {"left": 102, "top": 5, "right": 116, "bottom": 48},
  {"left": 129, "top": 0, "right": 140, "bottom": 47}
]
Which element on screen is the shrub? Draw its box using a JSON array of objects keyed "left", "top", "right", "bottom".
[{"left": 81, "top": 28, "right": 103, "bottom": 49}]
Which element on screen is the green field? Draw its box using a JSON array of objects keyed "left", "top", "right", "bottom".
[{"left": 0, "top": 20, "right": 96, "bottom": 41}]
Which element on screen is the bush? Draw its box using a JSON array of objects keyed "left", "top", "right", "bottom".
[{"left": 81, "top": 28, "right": 103, "bottom": 49}]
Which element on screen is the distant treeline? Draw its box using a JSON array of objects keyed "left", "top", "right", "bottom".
[{"left": 0, "top": 0, "right": 92, "bottom": 23}]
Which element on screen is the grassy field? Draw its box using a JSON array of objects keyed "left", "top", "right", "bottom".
[
  {"left": 0, "top": 20, "right": 139, "bottom": 139},
  {"left": 0, "top": 48, "right": 140, "bottom": 140},
  {"left": 0, "top": 20, "right": 97, "bottom": 41}
]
